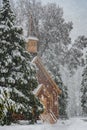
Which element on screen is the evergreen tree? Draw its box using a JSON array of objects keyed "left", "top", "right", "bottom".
[
  {"left": 0, "top": 0, "right": 43, "bottom": 125},
  {"left": 0, "top": 87, "right": 18, "bottom": 125},
  {"left": 53, "top": 69, "right": 68, "bottom": 118},
  {"left": 42, "top": 44, "right": 68, "bottom": 118},
  {"left": 39, "top": 3, "right": 72, "bottom": 57},
  {"left": 64, "top": 35, "right": 87, "bottom": 74},
  {"left": 81, "top": 65, "right": 87, "bottom": 115}
]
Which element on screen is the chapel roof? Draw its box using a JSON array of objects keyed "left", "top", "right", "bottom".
[{"left": 32, "top": 56, "right": 61, "bottom": 94}]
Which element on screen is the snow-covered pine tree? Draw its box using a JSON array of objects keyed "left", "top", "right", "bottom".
[
  {"left": 0, "top": 0, "right": 43, "bottom": 125},
  {"left": 64, "top": 35, "right": 87, "bottom": 75},
  {"left": 38, "top": 3, "right": 72, "bottom": 57},
  {"left": 0, "top": 87, "right": 18, "bottom": 125},
  {"left": 52, "top": 69, "right": 68, "bottom": 118},
  {"left": 81, "top": 65, "right": 87, "bottom": 116},
  {"left": 42, "top": 44, "right": 68, "bottom": 118}
]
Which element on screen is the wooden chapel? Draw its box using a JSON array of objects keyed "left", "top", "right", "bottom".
[{"left": 26, "top": 36, "right": 61, "bottom": 124}]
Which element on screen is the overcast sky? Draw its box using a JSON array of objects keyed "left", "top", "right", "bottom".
[{"left": 40, "top": 0, "right": 87, "bottom": 41}]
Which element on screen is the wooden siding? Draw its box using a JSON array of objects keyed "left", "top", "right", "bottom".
[
  {"left": 27, "top": 40, "right": 37, "bottom": 53},
  {"left": 32, "top": 57, "right": 61, "bottom": 119}
]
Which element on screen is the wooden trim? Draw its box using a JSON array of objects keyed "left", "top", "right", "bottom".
[{"left": 35, "top": 84, "right": 44, "bottom": 96}]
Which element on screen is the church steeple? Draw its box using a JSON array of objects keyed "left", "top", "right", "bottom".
[{"left": 26, "top": 5, "right": 38, "bottom": 55}]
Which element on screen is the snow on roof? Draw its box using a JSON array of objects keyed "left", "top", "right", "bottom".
[
  {"left": 33, "top": 84, "right": 43, "bottom": 94},
  {"left": 26, "top": 36, "right": 39, "bottom": 42},
  {"left": 32, "top": 56, "right": 38, "bottom": 63}
]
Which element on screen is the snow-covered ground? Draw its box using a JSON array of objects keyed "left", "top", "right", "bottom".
[{"left": 0, "top": 117, "right": 87, "bottom": 130}]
